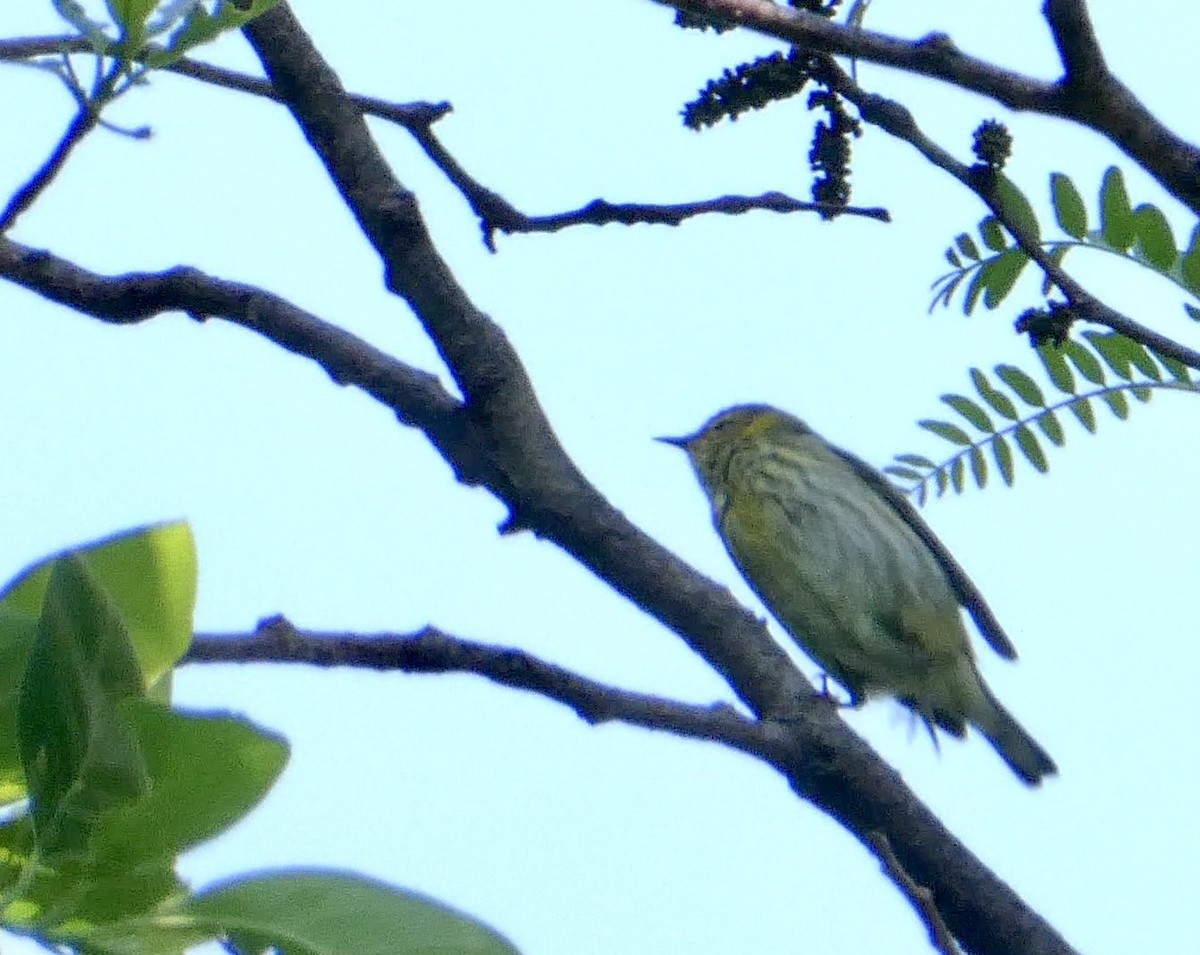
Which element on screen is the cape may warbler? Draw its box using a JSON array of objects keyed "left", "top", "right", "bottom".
[{"left": 659, "top": 403, "right": 1056, "bottom": 785}]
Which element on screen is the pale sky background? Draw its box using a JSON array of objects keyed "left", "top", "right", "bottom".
[{"left": 2, "top": 2, "right": 1197, "bottom": 954}]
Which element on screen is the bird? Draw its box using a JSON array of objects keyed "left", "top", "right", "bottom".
[{"left": 659, "top": 403, "right": 1057, "bottom": 785}]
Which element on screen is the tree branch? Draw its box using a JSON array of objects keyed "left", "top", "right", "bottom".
[
  {"left": 653, "top": 0, "right": 1200, "bottom": 216},
  {"left": 0, "top": 238, "right": 511, "bottom": 477},
  {"left": 405, "top": 120, "right": 888, "bottom": 250},
  {"left": 1042, "top": 0, "right": 1106, "bottom": 86},
  {"left": 0, "top": 55, "right": 129, "bottom": 232},
  {"left": 189, "top": 616, "right": 771, "bottom": 751},
  {"left": 814, "top": 58, "right": 1200, "bottom": 371},
  {"left": 1, "top": 35, "right": 872, "bottom": 248}
]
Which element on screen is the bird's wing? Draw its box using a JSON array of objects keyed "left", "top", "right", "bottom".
[{"left": 826, "top": 443, "right": 1018, "bottom": 661}]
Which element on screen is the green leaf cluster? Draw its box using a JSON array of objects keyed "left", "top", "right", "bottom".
[
  {"left": 51, "top": 0, "right": 281, "bottom": 67},
  {"left": 931, "top": 166, "right": 1200, "bottom": 320},
  {"left": 0, "top": 524, "right": 519, "bottom": 955},
  {"left": 886, "top": 335, "right": 1199, "bottom": 501}
]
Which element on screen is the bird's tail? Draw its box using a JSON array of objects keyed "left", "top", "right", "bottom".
[{"left": 972, "top": 684, "right": 1057, "bottom": 786}]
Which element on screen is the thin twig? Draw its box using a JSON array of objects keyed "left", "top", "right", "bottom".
[
  {"left": 0, "top": 35, "right": 451, "bottom": 129},
  {"left": 0, "top": 58, "right": 126, "bottom": 232},
  {"left": 866, "top": 832, "right": 961, "bottom": 955},
  {"left": 408, "top": 122, "right": 888, "bottom": 250}
]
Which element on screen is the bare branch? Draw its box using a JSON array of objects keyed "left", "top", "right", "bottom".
[
  {"left": 189, "top": 616, "right": 770, "bottom": 751},
  {"left": 0, "top": 238, "right": 491, "bottom": 457},
  {"left": 653, "top": 0, "right": 1200, "bottom": 216},
  {"left": 1042, "top": 0, "right": 1106, "bottom": 86},
  {"left": 0, "top": 56, "right": 128, "bottom": 232},
  {"left": 406, "top": 122, "right": 887, "bottom": 250}
]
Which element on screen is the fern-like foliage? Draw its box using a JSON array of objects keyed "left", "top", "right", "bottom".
[
  {"left": 887, "top": 334, "right": 1199, "bottom": 503},
  {"left": 897, "top": 166, "right": 1200, "bottom": 500},
  {"left": 930, "top": 166, "right": 1200, "bottom": 319}
]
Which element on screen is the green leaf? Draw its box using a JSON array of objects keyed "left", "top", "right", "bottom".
[
  {"left": 1131, "top": 385, "right": 1153, "bottom": 403},
  {"left": 1129, "top": 342, "right": 1163, "bottom": 380},
  {"left": 51, "top": 0, "right": 113, "bottom": 52},
  {"left": 18, "top": 556, "right": 149, "bottom": 857},
  {"left": 978, "top": 216, "right": 1006, "bottom": 252},
  {"left": 968, "top": 446, "right": 987, "bottom": 489},
  {"left": 1158, "top": 353, "right": 1193, "bottom": 383},
  {"left": 105, "top": 0, "right": 158, "bottom": 45},
  {"left": 992, "top": 436, "right": 1015, "bottom": 486},
  {"left": 950, "top": 456, "right": 965, "bottom": 494},
  {"left": 1036, "top": 343, "right": 1076, "bottom": 394},
  {"left": 1100, "top": 166, "right": 1135, "bottom": 251},
  {"left": 894, "top": 453, "right": 937, "bottom": 468},
  {"left": 53, "top": 916, "right": 213, "bottom": 955},
  {"left": 90, "top": 704, "right": 287, "bottom": 873},
  {"left": 146, "top": 0, "right": 282, "bottom": 67},
  {"left": 1050, "top": 172, "right": 1087, "bottom": 238},
  {"left": 981, "top": 248, "right": 1029, "bottom": 309},
  {"left": 993, "top": 175, "right": 1041, "bottom": 245},
  {"left": 994, "top": 364, "right": 1046, "bottom": 406},
  {"left": 0, "top": 613, "right": 39, "bottom": 804},
  {"left": 1014, "top": 425, "right": 1048, "bottom": 473},
  {"left": 945, "top": 248, "right": 962, "bottom": 269},
  {"left": 1100, "top": 390, "right": 1130, "bottom": 419},
  {"left": 1068, "top": 396, "right": 1097, "bottom": 433},
  {"left": 970, "top": 368, "right": 1018, "bottom": 420},
  {"left": 1180, "top": 224, "right": 1200, "bottom": 296},
  {"left": 0, "top": 522, "right": 196, "bottom": 696},
  {"left": 962, "top": 268, "right": 988, "bottom": 315},
  {"left": 935, "top": 468, "right": 949, "bottom": 496},
  {"left": 918, "top": 420, "right": 973, "bottom": 445},
  {"left": 940, "top": 394, "right": 994, "bottom": 432},
  {"left": 884, "top": 465, "right": 925, "bottom": 482},
  {"left": 1082, "top": 330, "right": 1134, "bottom": 379},
  {"left": 1132, "top": 203, "right": 1177, "bottom": 271},
  {"left": 1062, "top": 339, "right": 1106, "bottom": 384},
  {"left": 184, "top": 871, "right": 521, "bottom": 955},
  {"left": 1035, "top": 410, "right": 1066, "bottom": 446},
  {"left": 1084, "top": 331, "right": 1158, "bottom": 382},
  {"left": 956, "top": 233, "right": 981, "bottom": 260},
  {"left": 1185, "top": 303, "right": 1200, "bottom": 322}
]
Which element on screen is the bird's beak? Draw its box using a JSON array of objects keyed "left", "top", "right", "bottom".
[{"left": 655, "top": 434, "right": 692, "bottom": 449}]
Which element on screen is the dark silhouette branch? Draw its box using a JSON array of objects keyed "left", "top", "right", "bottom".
[
  {"left": 1, "top": 35, "right": 868, "bottom": 249},
  {"left": 1042, "top": 0, "right": 1106, "bottom": 86},
  {"left": 0, "top": 238, "right": 499, "bottom": 474},
  {"left": 189, "top": 616, "right": 770, "bottom": 751},
  {"left": 653, "top": 0, "right": 1200, "bottom": 217},
  {"left": 405, "top": 122, "right": 888, "bottom": 249},
  {"left": 0, "top": 56, "right": 131, "bottom": 232}
]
